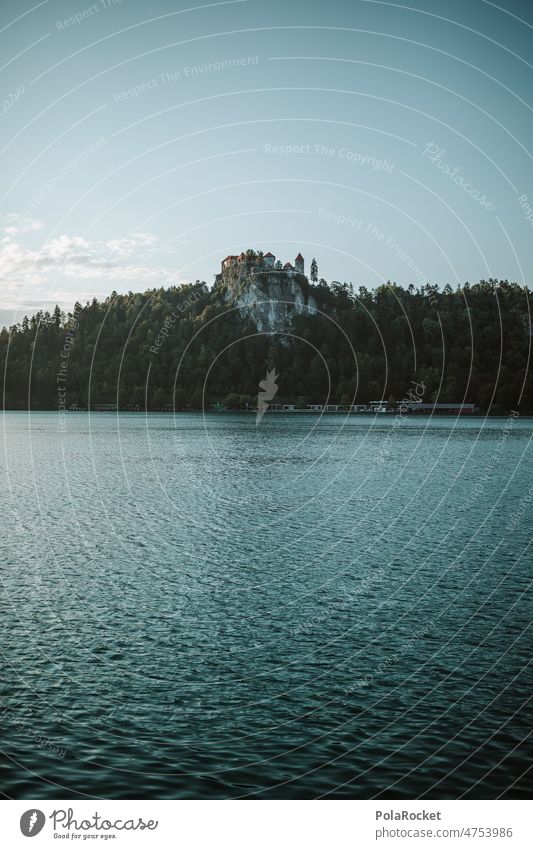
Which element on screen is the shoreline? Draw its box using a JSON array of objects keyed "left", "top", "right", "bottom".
[{"left": 1, "top": 409, "right": 531, "bottom": 418}]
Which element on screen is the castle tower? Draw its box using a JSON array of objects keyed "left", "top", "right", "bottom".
[
  {"left": 295, "top": 253, "right": 304, "bottom": 273},
  {"left": 264, "top": 252, "right": 275, "bottom": 268},
  {"left": 221, "top": 255, "right": 236, "bottom": 273}
]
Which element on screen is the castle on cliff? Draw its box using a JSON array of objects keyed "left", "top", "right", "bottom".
[
  {"left": 216, "top": 250, "right": 305, "bottom": 285},
  {"left": 214, "top": 249, "right": 314, "bottom": 333}
]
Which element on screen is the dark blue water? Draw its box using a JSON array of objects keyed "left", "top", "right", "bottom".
[{"left": 1, "top": 412, "right": 531, "bottom": 798}]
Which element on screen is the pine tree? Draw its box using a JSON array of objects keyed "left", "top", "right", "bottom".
[
  {"left": 53, "top": 305, "right": 63, "bottom": 330},
  {"left": 310, "top": 258, "right": 318, "bottom": 282}
]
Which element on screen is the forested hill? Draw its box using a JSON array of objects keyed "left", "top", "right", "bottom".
[{"left": 1, "top": 278, "right": 531, "bottom": 412}]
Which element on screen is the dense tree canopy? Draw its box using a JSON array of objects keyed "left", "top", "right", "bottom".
[{"left": 1, "top": 278, "right": 531, "bottom": 412}]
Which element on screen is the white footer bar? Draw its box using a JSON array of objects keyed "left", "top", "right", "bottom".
[{"left": 2, "top": 799, "right": 530, "bottom": 848}]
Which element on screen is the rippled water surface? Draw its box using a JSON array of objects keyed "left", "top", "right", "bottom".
[{"left": 1, "top": 411, "right": 531, "bottom": 798}]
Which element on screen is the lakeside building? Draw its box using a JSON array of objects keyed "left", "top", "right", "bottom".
[
  {"left": 369, "top": 400, "right": 390, "bottom": 412},
  {"left": 93, "top": 403, "right": 117, "bottom": 411},
  {"left": 402, "top": 402, "right": 476, "bottom": 415}
]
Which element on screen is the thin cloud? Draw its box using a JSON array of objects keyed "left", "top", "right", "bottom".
[
  {"left": 4, "top": 213, "right": 45, "bottom": 236},
  {"left": 0, "top": 220, "right": 184, "bottom": 293}
]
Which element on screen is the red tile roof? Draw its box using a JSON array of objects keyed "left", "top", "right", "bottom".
[{"left": 295, "top": 253, "right": 304, "bottom": 260}]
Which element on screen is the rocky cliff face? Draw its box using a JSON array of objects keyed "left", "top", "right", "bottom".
[{"left": 216, "top": 267, "right": 317, "bottom": 333}]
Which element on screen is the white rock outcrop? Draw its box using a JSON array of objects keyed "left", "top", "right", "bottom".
[{"left": 217, "top": 266, "right": 317, "bottom": 333}]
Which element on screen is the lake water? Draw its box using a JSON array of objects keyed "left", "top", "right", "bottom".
[{"left": 1, "top": 411, "right": 531, "bottom": 799}]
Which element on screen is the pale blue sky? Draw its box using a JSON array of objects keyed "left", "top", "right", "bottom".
[{"left": 1, "top": 0, "right": 532, "bottom": 325}]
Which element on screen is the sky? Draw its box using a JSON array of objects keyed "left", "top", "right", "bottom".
[{"left": 1, "top": 0, "right": 532, "bottom": 326}]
